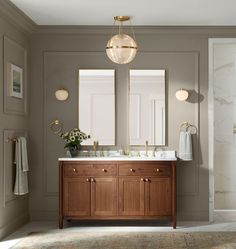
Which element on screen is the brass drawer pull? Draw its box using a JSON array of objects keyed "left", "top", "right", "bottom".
[
  {"left": 73, "top": 168, "right": 76, "bottom": 172},
  {"left": 130, "top": 168, "right": 134, "bottom": 172},
  {"left": 86, "top": 178, "right": 90, "bottom": 182},
  {"left": 145, "top": 178, "right": 149, "bottom": 182},
  {"left": 91, "top": 178, "right": 95, "bottom": 182},
  {"left": 141, "top": 178, "right": 145, "bottom": 182},
  {"left": 156, "top": 168, "right": 160, "bottom": 172},
  {"left": 102, "top": 169, "right": 107, "bottom": 172}
]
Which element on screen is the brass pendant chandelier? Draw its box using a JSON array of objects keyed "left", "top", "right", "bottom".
[{"left": 106, "top": 16, "right": 138, "bottom": 64}]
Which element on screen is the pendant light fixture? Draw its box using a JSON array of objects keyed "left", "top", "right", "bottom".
[{"left": 106, "top": 16, "right": 138, "bottom": 64}]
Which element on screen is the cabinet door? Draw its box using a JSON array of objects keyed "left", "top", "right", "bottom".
[
  {"left": 64, "top": 178, "right": 91, "bottom": 217},
  {"left": 119, "top": 177, "right": 145, "bottom": 216},
  {"left": 145, "top": 177, "right": 171, "bottom": 216},
  {"left": 91, "top": 177, "right": 117, "bottom": 216}
]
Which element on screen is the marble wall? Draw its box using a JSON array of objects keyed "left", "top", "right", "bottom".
[{"left": 214, "top": 43, "right": 236, "bottom": 210}]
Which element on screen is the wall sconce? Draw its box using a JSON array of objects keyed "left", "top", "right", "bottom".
[
  {"left": 55, "top": 88, "right": 69, "bottom": 101},
  {"left": 175, "top": 89, "right": 189, "bottom": 101}
]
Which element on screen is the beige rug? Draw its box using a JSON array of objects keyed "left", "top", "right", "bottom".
[{"left": 11, "top": 231, "right": 236, "bottom": 249}]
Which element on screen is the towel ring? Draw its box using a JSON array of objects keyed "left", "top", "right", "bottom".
[
  {"left": 49, "top": 119, "right": 63, "bottom": 134},
  {"left": 180, "top": 122, "right": 197, "bottom": 134}
]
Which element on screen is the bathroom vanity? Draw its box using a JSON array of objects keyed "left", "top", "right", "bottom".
[{"left": 59, "top": 157, "right": 176, "bottom": 229}]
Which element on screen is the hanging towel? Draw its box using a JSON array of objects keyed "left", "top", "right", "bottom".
[
  {"left": 14, "top": 137, "right": 29, "bottom": 195},
  {"left": 179, "top": 131, "right": 193, "bottom": 161}
]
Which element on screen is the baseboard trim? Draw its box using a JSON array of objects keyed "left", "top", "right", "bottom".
[
  {"left": 213, "top": 210, "right": 236, "bottom": 222},
  {"left": 30, "top": 210, "right": 58, "bottom": 221},
  {"left": 30, "top": 210, "right": 209, "bottom": 222},
  {"left": 177, "top": 211, "right": 209, "bottom": 221},
  {"left": 0, "top": 212, "right": 29, "bottom": 240}
]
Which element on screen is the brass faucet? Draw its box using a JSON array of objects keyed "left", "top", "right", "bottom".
[
  {"left": 152, "top": 146, "right": 156, "bottom": 157},
  {"left": 93, "top": 141, "right": 99, "bottom": 157},
  {"left": 145, "top": 140, "right": 148, "bottom": 157}
]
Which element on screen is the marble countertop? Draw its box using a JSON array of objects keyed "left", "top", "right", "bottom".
[{"left": 58, "top": 156, "right": 177, "bottom": 161}]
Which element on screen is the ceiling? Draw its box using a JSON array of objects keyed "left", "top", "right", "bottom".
[{"left": 9, "top": 0, "right": 236, "bottom": 26}]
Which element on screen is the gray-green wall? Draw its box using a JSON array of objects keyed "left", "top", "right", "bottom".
[
  {"left": 29, "top": 27, "right": 236, "bottom": 222},
  {"left": 0, "top": 0, "right": 33, "bottom": 240},
  {"left": 2, "top": 0, "right": 236, "bottom": 235}
]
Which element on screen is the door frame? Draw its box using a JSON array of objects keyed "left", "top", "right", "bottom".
[{"left": 208, "top": 38, "right": 236, "bottom": 222}]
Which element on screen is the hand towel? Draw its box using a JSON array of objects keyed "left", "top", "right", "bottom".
[
  {"left": 179, "top": 131, "right": 193, "bottom": 161},
  {"left": 14, "top": 137, "right": 29, "bottom": 195}
]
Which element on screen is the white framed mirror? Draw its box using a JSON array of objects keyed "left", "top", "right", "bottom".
[
  {"left": 129, "top": 70, "right": 166, "bottom": 146},
  {"left": 78, "top": 69, "right": 115, "bottom": 145}
]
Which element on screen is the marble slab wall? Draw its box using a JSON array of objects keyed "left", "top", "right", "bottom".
[{"left": 214, "top": 43, "right": 236, "bottom": 210}]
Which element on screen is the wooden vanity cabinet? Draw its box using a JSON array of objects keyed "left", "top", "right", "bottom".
[{"left": 59, "top": 160, "right": 176, "bottom": 229}]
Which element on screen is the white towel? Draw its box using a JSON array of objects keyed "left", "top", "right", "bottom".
[
  {"left": 14, "top": 137, "right": 29, "bottom": 195},
  {"left": 179, "top": 131, "right": 193, "bottom": 161}
]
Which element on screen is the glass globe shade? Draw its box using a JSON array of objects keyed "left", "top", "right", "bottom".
[
  {"left": 55, "top": 89, "right": 69, "bottom": 101},
  {"left": 175, "top": 89, "right": 189, "bottom": 101},
  {"left": 106, "top": 34, "right": 137, "bottom": 64}
]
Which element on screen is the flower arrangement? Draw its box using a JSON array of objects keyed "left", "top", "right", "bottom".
[{"left": 60, "top": 128, "right": 90, "bottom": 149}]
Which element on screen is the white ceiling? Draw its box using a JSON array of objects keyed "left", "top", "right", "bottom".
[{"left": 9, "top": 0, "right": 236, "bottom": 26}]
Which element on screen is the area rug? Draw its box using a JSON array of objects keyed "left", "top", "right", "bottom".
[{"left": 11, "top": 231, "right": 236, "bottom": 249}]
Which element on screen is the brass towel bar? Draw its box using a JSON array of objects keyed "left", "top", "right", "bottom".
[{"left": 6, "top": 137, "right": 18, "bottom": 143}]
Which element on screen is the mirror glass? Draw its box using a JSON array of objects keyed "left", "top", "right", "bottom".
[
  {"left": 129, "top": 70, "right": 166, "bottom": 146},
  {"left": 79, "top": 69, "right": 115, "bottom": 145}
]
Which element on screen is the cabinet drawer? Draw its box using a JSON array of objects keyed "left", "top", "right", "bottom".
[
  {"left": 64, "top": 163, "right": 117, "bottom": 177},
  {"left": 119, "top": 163, "right": 171, "bottom": 176}
]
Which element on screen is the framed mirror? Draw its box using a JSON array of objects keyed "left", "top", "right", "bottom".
[
  {"left": 78, "top": 69, "right": 115, "bottom": 145},
  {"left": 129, "top": 70, "right": 166, "bottom": 146}
]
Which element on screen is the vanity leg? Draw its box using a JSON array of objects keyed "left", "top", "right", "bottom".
[
  {"left": 172, "top": 218, "right": 176, "bottom": 229},
  {"left": 59, "top": 217, "right": 63, "bottom": 229},
  {"left": 59, "top": 161, "right": 63, "bottom": 229},
  {"left": 172, "top": 162, "right": 176, "bottom": 229}
]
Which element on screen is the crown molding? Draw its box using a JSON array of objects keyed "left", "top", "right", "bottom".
[
  {"left": 1, "top": 1, "right": 236, "bottom": 37},
  {"left": 33, "top": 25, "right": 236, "bottom": 36},
  {"left": 0, "top": 0, "right": 36, "bottom": 35}
]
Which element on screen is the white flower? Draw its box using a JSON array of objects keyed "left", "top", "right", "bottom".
[
  {"left": 70, "top": 136, "right": 75, "bottom": 142},
  {"left": 70, "top": 131, "right": 75, "bottom": 137}
]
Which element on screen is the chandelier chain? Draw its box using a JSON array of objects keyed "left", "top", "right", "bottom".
[
  {"left": 129, "top": 19, "right": 137, "bottom": 43},
  {"left": 109, "top": 19, "right": 117, "bottom": 40}
]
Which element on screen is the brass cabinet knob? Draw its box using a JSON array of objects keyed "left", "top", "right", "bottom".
[
  {"left": 141, "top": 178, "right": 145, "bottom": 182},
  {"left": 130, "top": 168, "right": 134, "bottom": 172},
  {"left": 73, "top": 168, "right": 76, "bottom": 172},
  {"left": 91, "top": 178, "right": 95, "bottom": 182},
  {"left": 102, "top": 168, "right": 106, "bottom": 172},
  {"left": 156, "top": 168, "right": 160, "bottom": 172},
  {"left": 86, "top": 178, "right": 90, "bottom": 182},
  {"left": 145, "top": 178, "right": 149, "bottom": 182}
]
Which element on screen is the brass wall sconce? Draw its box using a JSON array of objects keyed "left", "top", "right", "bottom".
[
  {"left": 55, "top": 88, "right": 69, "bottom": 101},
  {"left": 175, "top": 89, "right": 189, "bottom": 101}
]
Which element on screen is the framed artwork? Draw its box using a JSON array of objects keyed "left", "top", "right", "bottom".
[{"left": 10, "top": 64, "right": 23, "bottom": 99}]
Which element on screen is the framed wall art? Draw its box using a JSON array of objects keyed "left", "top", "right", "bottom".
[{"left": 9, "top": 64, "right": 23, "bottom": 99}]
